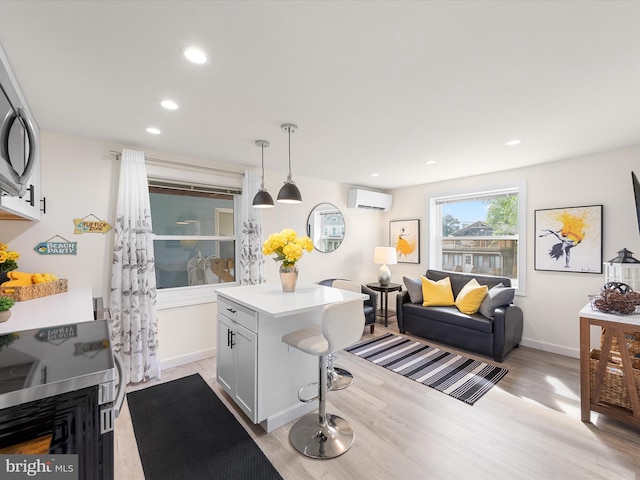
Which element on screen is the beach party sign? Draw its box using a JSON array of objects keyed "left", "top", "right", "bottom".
[{"left": 34, "top": 235, "right": 78, "bottom": 255}]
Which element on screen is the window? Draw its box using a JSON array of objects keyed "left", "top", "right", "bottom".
[
  {"left": 430, "top": 185, "right": 526, "bottom": 293},
  {"left": 148, "top": 180, "right": 239, "bottom": 290}
]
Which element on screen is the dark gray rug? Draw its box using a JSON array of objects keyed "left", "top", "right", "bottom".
[
  {"left": 345, "top": 333, "right": 507, "bottom": 405},
  {"left": 127, "top": 374, "right": 283, "bottom": 480}
]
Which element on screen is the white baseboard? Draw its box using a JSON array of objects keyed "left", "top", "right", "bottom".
[
  {"left": 520, "top": 337, "right": 579, "bottom": 359},
  {"left": 160, "top": 347, "right": 216, "bottom": 371},
  {"left": 259, "top": 401, "right": 316, "bottom": 433}
]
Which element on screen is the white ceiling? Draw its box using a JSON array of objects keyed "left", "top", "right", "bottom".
[{"left": 0, "top": 1, "right": 639, "bottom": 190}]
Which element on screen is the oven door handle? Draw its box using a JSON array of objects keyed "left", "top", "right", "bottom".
[{"left": 112, "top": 352, "right": 126, "bottom": 418}]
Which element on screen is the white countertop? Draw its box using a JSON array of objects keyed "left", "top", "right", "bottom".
[
  {"left": 579, "top": 302, "right": 640, "bottom": 327},
  {"left": 215, "top": 283, "right": 367, "bottom": 317},
  {"left": 0, "top": 288, "right": 94, "bottom": 334}
]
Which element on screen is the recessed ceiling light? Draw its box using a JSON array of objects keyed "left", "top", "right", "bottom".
[
  {"left": 182, "top": 46, "right": 208, "bottom": 64},
  {"left": 371, "top": 173, "right": 380, "bottom": 177},
  {"left": 146, "top": 127, "right": 161, "bottom": 135},
  {"left": 505, "top": 139, "right": 523, "bottom": 146},
  {"left": 160, "top": 99, "right": 178, "bottom": 110},
  {"left": 425, "top": 160, "right": 437, "bottom": 165}
]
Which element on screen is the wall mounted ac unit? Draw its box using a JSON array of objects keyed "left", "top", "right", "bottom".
[{"left": 347, "top": 189, "right": 393, "bottom": 212}]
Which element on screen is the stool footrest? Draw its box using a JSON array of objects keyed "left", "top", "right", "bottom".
[{"left": 297, "top": 383, "right": 319, "bottom": 403}]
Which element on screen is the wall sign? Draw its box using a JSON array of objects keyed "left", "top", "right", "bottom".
[
  {"left": 74, "top": 214, "right": 112, "bottom": 234},
  {"left": 34, "top": 235, "right": 78, "bottom": 255}
]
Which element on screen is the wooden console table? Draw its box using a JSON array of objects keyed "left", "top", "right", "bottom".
[{"left": 579, "top": 303, "right": 640, "bottom": 427}]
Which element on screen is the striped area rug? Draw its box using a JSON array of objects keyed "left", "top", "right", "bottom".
[{"left": 344, "top": 333, "right": 507, "bottom": 405}]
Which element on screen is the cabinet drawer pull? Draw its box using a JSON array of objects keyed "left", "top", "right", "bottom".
[
  {"left": 229, "top": 331, "right": 236, "bottom": 348},
  {"left": 227, "top": 328, "right": 231, "bottom": 347},
  {"left": 24, "top": 184, "right": 35, "bottom": 206},
  {"left": 226, "top": 307, "right": 237, "bottom": 314}
]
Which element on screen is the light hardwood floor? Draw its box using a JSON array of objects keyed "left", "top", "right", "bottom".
[{"left": 115, "top": 319, "right": 640, "bottom": 480}]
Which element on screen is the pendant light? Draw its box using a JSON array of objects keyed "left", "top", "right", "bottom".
[
  {"left": 252, "top": 140, "right": 275, "bottom": 208},
  {"left": 277, "top": 123, "right": 302, "bottom": 204}
]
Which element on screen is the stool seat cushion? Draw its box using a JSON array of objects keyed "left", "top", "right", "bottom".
[{"left": 282, "top": 325, "right": 329, "bottom": 356}]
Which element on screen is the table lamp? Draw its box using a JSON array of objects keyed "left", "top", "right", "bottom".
[{"left": 374, "top": 247, "right": 397, "bottom": 286}]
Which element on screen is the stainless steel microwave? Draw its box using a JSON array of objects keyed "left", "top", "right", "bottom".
[{"left": 0, "top": 45, "right": 37, "bottom": 197}]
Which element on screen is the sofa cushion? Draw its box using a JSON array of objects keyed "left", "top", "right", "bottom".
[
  {"left": 402, "top": 303, "right": 494, "bottom": 333},
  {"left": 479, "top": 283, "right": 516, "bottom": 319},
  {"left": 455, "top": 278, "right": 488, "bottom": 315},
  {"left": 403, "top": 276, "right": 423, "bottom": 304},
  {"left": 421, "top": 276, "right": 454, "bottom": 307}
]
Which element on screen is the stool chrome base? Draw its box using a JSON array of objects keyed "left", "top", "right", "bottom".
[
  {"left": 289, "top": 412, "right": 355, "bottom": 459},
  {"left": 329, "top": 366, "right": 353, "bottom": 390}
]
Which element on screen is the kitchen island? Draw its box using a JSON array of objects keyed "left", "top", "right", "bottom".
[{"left": 215, "top": 282, "right": 366, "bottom": 432}]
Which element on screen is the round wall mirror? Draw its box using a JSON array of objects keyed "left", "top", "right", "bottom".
[{"left": 307, "top": 203, "right": 345, "bottom": 252}]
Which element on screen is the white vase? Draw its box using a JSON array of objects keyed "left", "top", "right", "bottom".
[
  {"left": 279, "top": 264, "right": 299, "bottom": 293},
  {"left": 0, "top": 310, "right": 11, "bottom": 323}
]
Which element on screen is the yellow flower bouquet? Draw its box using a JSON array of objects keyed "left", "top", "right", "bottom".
[
  {"left": 262, "top": 228, "right": 313, "bottom": 268},
  {"left": 0, "top": 243, "right": 20, "bottom": 274}
]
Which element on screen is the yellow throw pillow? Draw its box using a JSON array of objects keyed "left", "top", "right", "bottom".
[
  {"left": 455, "top": 278, "right": 489, "bottom": 314},
  {"left": 421, "top": 276, "right": 455, "bottom": 307}
]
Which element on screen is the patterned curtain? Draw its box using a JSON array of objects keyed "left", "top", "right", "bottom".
[
  {"left": 109, "top": 148, "right": 160, "bottom": 384},
  {"left": 238, "top": 169, "right": 266, "bottom": 285}
]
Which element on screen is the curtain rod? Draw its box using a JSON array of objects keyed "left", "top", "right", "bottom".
[{"left": 109, "top": 150, "right": 243, "bottom": 178}]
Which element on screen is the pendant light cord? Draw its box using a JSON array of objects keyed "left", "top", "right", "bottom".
[
  {"left": 261, "top": 142, "right": 266, "bottom": 186},
  {"left": 287, "top": 126, "right": 292, "bottom": 178}
]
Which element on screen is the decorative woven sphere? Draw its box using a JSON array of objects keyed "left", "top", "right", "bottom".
[{"left": 602, "top": 282, "right": 633, "bottom": 295}]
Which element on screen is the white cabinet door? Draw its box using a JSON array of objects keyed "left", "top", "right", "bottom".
[
  {"left": 232, "top": 322, "right": 256, "bottom": 419},
  {"left": 216, "top": 314, "right": 235, "bottom": 394},
  {"left": 216, "top": 312, "right": 257, "bottom": 422},
  {"left": 0, "top": 158, "right": 41, "bottom": 220}
]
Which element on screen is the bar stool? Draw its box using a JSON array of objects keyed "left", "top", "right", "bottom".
[
  {"left": 281, "top": 298, "right": 365, "bottom": 459},
  {"left": 326, "top": 280, "right": 362, "bottom": 390}
]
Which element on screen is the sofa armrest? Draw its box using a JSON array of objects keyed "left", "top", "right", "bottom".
[
  {"left": 492, "top": 304, "right": 524, "bottom": 362},
  {"left": 396, "top": 290, "right": 411, "bottom": 333}
]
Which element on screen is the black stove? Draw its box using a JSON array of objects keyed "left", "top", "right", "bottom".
[
  {"left": 0, "top": 320, "right": 115, "bottom": 409},
  {"left": 0, "top": 320, "right": 120, "bottom": 480}
]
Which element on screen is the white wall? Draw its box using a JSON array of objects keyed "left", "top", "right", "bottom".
[
  {"left": 259, "top": 176, "right": 385, "bottom": 286},
  {"left": 1, "top": 131, "right": 120, "bottom": 295},
  {"left": 0, "top": 132, "right": 227, "bottom": 368},
  {"left": 387, "top": 146, "right": 640, "bottom": 357},
  {"left": 3, "top": 131, "right": 637, "bottom": 365},
  {"left": 0, "top": 131, "right": 384, "bottom": 369}
]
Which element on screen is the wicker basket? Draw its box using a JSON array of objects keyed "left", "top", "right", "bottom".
[
  {"left": 601, "top": 328, "right": 640, "bottom": 357},
  {"left": 589, "top": 348, "right": 640, "bottom": 410},
  {"left": 589, "top": 294, "right": 640, "bottom": 315},
  {"left": 0, "top": 279, "right": 68, "bottom": 302}
]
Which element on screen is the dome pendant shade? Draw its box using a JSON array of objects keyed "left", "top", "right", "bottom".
[
  {"left": 277, "top": 179, "right": 302, "bottom": 203},
  {"left": 252, "top": 140, "right": 275, "bottom": 209},
  {"left": 277, "top": 123, "right": 302, "bottom": 204},
  {"left": 253, "top": 189, "right": 274, "bottom": 208}
]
